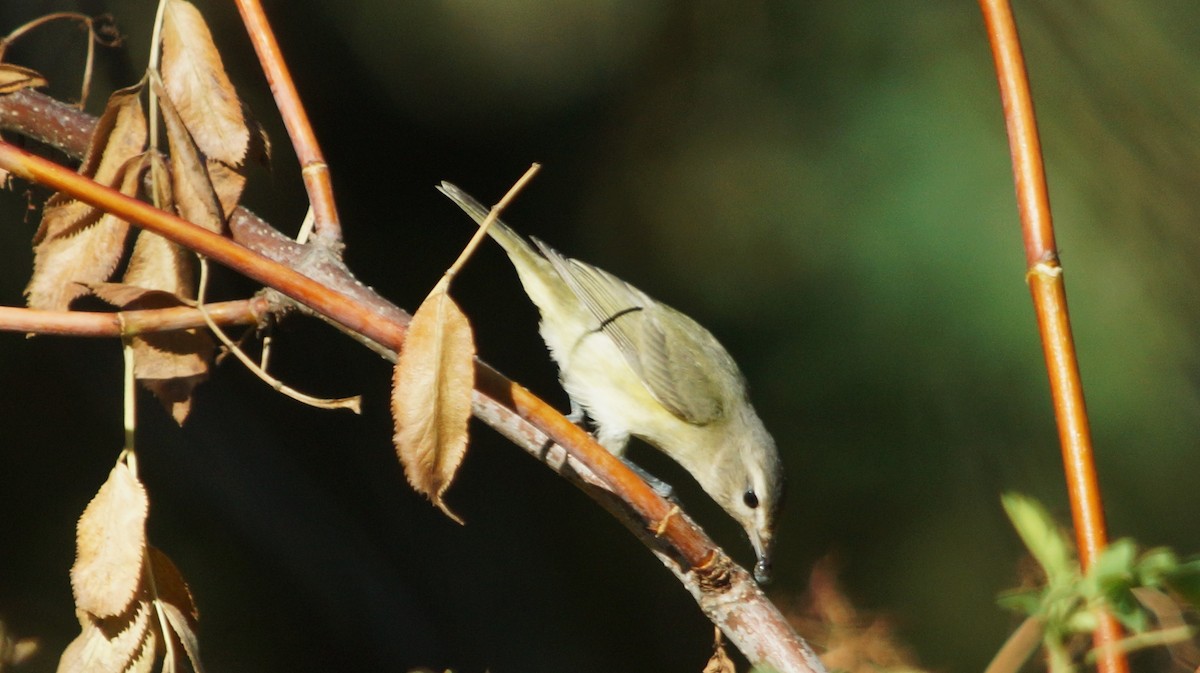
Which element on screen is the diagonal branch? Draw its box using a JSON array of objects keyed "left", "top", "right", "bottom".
[{"left": 0, "top": 90, "right": 824, "bottom": 673}]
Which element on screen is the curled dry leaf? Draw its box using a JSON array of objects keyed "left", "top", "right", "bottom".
[
  {"left": 151, "top": 73, "right": 227, "bottom": 234},
  {"left": 392, "top": 283, "right": 475, "bottom": 524},
  {"left": 160, "top": 0, "right": 249, "bottom": 168},
  {"left": 0, "top": 63, "right": 48, "bottom": 94},
  {"left": 71, "top": 458, "right": 148, "bottom": 619},
  {"left": 25, "top": 86, "right": 147, "bottom": 310},
  {"left": 118, "top": 85, "right": 217, "bottom": 425}
]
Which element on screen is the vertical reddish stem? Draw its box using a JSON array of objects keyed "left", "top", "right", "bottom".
[
  {"left": 233, "top": 0, "right": 342, "bottom": 241},
  {"left": 977, "top": 2, "right": 1127, "bottom": 672}
]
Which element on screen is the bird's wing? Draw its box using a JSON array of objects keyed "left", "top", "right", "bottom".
[{"left": 532, "top": 238, "right": 728, "bottom": 425}]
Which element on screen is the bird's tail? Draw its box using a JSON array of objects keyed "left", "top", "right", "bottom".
[
  {"left": 437, "top": 181, "right": 569, "bottom": 311},
  {"left": 436, "top": 182, "right": 539, "bottom": 262}
]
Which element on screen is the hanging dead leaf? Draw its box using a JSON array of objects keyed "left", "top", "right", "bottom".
[
  {"left": 0, "top": 63, "right": 48, "bottom": 94},
  {"left": 160, "top": 0, "right": 249, "bottom": 168},
  {"left": 93, "top": 236, "right": 214, "bottom": 425},
  {"left": 392, "top": 282, "right": 475, "bottom": 524},
  {"left": 151, "top": 73, "right": 227, "bottom": 234},
  {"left": 25, "top": 86, "right": 147, "bottom": 310},
  {"left": 71, "top": 458, "right": 149, "bottom": 619},
  {"left": 148, "top": 547, "right": 204, "bottom": 673},
  {"left": 702, "top": 627, "right": 736, "bottom": 673},
  {"left": 60, "top": 458, "right": 206, "bottom": 673}
]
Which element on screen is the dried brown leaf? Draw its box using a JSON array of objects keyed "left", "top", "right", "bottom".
[
  {"left": 124, "top": 230, "right": 195, "bottom": 299},
  {"left": 124, "top": 625, "right": 157, "bottom": 673},
  {"left": 71, "top": 459, "right": 149, "bottom": 619},
  {"left": 206, "top": 159, "right": 247, "bottom": 218},
  {"left": 148, "top": 547, "right": 204, "bottom": 673},
  {"left": 152, "top": 74, "right": 227, "bottom": 234},
  {"left": 702, "top": 627, "right": 736, "bottom": 673},
  {"left": 392, "top": 284, "right": 475, "bottom": 524},
  {"left": 26, "top": 88, "right": 146, "bottom": 310},
  {"left": 87, "top": 282, "right": 187, "bottom": 310},
  {"left": 119, "top": 202, "right": 212, "bottom": 425},
  {"left": 56, "top": 603, "right": 153, "bottom": 673},
  {"left": 160, "top": 0, "right": 249, "bottom": 167},
  {"left": 0, "top": 63, "right": 48, "bottom": 93}
]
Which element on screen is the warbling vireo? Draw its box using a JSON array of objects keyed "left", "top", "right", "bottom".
[{"left": 438, "top": 182, "right": 784, "bottom": 583}]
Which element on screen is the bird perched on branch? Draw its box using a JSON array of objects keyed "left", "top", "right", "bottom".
[{"left": 438, "top": 182, "right": 784, "bottom": 583}]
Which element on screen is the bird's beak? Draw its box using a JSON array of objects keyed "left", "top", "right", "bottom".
[{"left": 750, "top": 529, "right": 773, "bottom": 584}]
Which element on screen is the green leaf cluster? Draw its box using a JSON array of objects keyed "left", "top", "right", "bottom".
[{"left": 998, "top": 494, "right": 1200, "bottom": 669}]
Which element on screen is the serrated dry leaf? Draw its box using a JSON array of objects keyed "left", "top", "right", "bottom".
[
  {"left": 160, "top": 0, "right": 249, "bottom": 167},
  {"left": 120, "top": 231, "right": 213, "bottom": 425},
  {"left": 392, "top": 284, "right": 475, "bottom": 524},
  {"left": 152, "top": 74, "right": 227, "bottom": 235},
  {"left": 205, "top": 159, "right": 247, "bottom": 218},
  {"left": 149, "top": 547, "right": 204, "bottom": 673},
  {"left": 124, "top": 626, "right": 157, "bottom": 673},
  {"left": 26, "top": 87, "right": 147, "bottom": 310},
  {"left": 56, "top": 603, "right": 152, "bottom": 673},
  {"left": 124, "top": 230, "right": 195, "bottom": 298},
  {"left": 71, "top": 459, "right": 149, "bottom": 619},
  {"left": 0, "top": 63, "right": 48, "bottom": 93}
]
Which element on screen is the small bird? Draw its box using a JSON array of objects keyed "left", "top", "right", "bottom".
[{"left": 438, "top": 182, "right": 784, "bottom": 583}]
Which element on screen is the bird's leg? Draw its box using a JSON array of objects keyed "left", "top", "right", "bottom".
[
  {"left": 619, "top": 458, "right": 676, "bottom": 501},
  {"left": 566, "top": 399, "right": 588, "bottom": 426}
]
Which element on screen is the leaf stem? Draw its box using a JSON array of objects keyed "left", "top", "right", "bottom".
[{"left": 444, "top": 163, "right": 541, "bottom": 283}]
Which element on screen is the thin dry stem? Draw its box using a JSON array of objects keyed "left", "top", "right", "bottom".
[
  {"left": 0, "top": 12, "right": 103, "bottom": 106},
  {"left": 196, "top": 258, "right": 361, "bottom": 412},
  {"left": 978, "top": 2, "right": 1126, "bottom": 672},
  {"left": 445, "top": 163, "right": 541, "bottom": 282}
]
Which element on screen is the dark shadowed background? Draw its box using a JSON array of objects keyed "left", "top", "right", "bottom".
[{"left": 3, "top": 1, "right": 1200, "bottom": 671}]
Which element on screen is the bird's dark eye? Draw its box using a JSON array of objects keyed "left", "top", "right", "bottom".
[{"left": 743, "top": 490, "right": 759, "bottom": 509}]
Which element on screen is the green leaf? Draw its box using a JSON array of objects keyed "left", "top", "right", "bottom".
[
  {"left": 998, "top": 588, "right": 1045, "bottom": 616},
  {"left": 1002, "top": 493, "right": 1077, "bottom": 585},
  {"left": 1164, "top": 559, "right": 1200, "bottom": 608},
  {"left": 1134, "top": 547, "right": 1179, "bottom": 586},
  {"left": 1090, "top": 539, "right": 1137, "bottom": 583},
  {"left": 1065, "top": 608, "right": 1099, "bottom": 634}
]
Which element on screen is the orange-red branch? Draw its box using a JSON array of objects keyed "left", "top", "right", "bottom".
[
  {"left": 979, "top": 2, "right": 1126, "bottom": 673},
  {"left": 0, "top": 299, "right": 262, "bottom": 337},
  {"left": 233, "top": 0, "right": 341, "bottom": 241}
]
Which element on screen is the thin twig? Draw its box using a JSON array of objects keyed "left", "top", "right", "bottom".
[
  {"left": 977, "top": 2, "right": 1126, "bottom": 672},
  {"left": 232, "top": 0, "right": 341, "bottom": 241},
  {"left": 196, "top": 258, "right": 361, "bottom": 412},
  {"left": 0, "top": 299, "right": 262, "bottom": 337},
  {"left": 0, "top": 12, "right": 103, "bottom": 106},
  {"left": 444, "top": 163, "right": 541, "bottom": 282}
]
